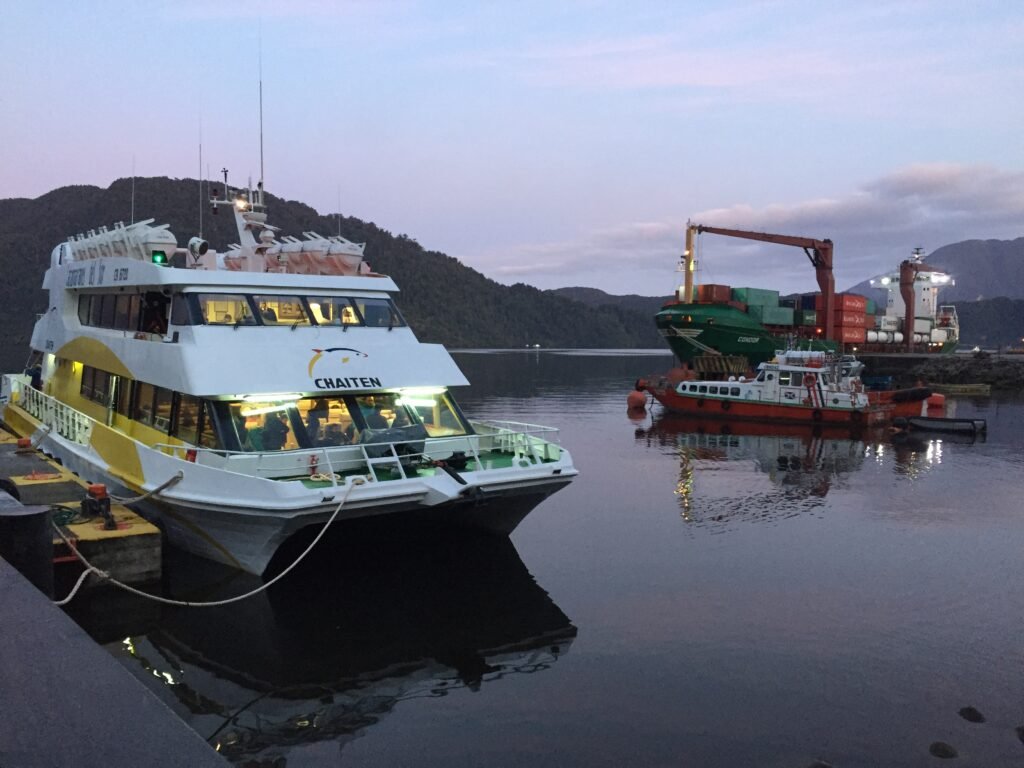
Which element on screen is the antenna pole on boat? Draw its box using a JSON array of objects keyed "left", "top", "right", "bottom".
[
  {"left": 198, "top": 126, "right": 203, "bottom": 238},
  {"left": 258, "top": 30, "right": 265, "bottom": 207},
  {"left": 130, "top": 155, "right": 136, "bottom": 224}
]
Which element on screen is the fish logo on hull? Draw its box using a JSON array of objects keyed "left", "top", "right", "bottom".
[{"left": 307, "top": 347, "right": 369, "bottom": 377}]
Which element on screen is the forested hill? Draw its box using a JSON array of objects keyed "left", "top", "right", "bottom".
[{"left": 0, "top": 177, "right": 662, "bottom": 371}]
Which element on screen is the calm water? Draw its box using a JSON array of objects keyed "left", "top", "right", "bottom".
[{"left": 65, "top": 351, "right": 1024, "bottom": 767}]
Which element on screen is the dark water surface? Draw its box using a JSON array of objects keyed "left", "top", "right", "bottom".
[{"left": 66, "top": 351, "right": 1024, "bottom": 767}]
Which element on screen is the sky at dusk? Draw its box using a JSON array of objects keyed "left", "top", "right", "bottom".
[{"left": 2, "top": 0, "right": 1022, "bottom": 297}]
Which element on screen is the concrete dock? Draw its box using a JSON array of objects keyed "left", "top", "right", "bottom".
[{"left": 0, "top": 556, "right": 225, "bottom": 767}]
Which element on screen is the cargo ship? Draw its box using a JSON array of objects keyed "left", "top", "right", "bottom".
[{"left": 656, "top": 225, "right": 959, "bottom": 367}]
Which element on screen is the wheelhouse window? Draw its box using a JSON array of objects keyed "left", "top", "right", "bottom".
[
  {"left": 235, "top": 400, "right": 300, "bottom": 451},
  {"left": 393, "top": 390, "right": 470, "bottom": 437},
  {"left": 197, "top": 293, "right": 256, "bottom": 325},
  {"left": 252, "top": 295, "right": 310, "bottom": 326},
  {"left": 352, "top": 297, "right": 406, "bottom": 328},
  {"left": 133, "top": 382, "right": 156, "bottom": 426},
  {"left": 296, "top": 396, "right": 355, "bottom": 446},
  {"left": 306, "top": 296, "right": 360, "bottom": 327}
]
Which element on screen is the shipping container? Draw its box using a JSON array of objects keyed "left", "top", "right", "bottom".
[
  {"left": 748, "top": 305, "right": 795, "bottom": 325},
  {"left": 815, "top": 293, "right": 868, "bottom": 312},
  {"left": 837, "top": 326, "right": 866, "bottom": 343},
  {"left": 833, "top": 311, "right": 866, "bottom": 327},
  {"left": 731, "top": 287, "right": 780, "bottom": 307},
  {"left": 795, "top": 309, "right": 817, "bottom": 326},
  {"left": 696, "top": 283, "right": 732, "bottom": 303},
  {"left": 913, "top": 318, "right": 934, "bottom": 333},
  {"left": 800, "top": 294, "right": 818, "bottom": 311},
  {"left": 865, "top": 298, "right": 877, "bottom": 315}
]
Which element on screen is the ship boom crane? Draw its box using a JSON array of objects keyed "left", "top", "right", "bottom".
[{"left": 684, "top": 223, "right": 836, "bottom": 342}]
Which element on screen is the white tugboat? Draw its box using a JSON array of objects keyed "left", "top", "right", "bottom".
[{"left": 1, "top": 179, "right": 577, "bottom": 575}]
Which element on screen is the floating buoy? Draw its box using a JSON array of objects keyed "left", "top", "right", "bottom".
[
  {"left": 926, "top": 392, "right": 946, "bottom": 415},
  {"left": 626, "top": 390, "right": 647, "bottom": 410}
]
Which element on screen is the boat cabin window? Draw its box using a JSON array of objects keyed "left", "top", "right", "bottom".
[
  {"left": 252, "top": 295, "right": 311, "bottom": 326},
  {"left": 730, "top": 387, "right": 741, "bottom": 396},
  {"left": 755, "top": 370, "right": 766, "bottom": 382},
  {"left": 296, "top": 396, "right": 355, "bottom": 447},
  {"left": 393, "top": 391, "right": 470, "bottom": 437},
  {"left": 352, "top": 297, "right": 406, "bottom": 328},
  {"left": 80, "top": 365, "right": 111, "bottom": 405},
  {"left": 698, "top": 385, "right": 708, "bottom": 394},
  {"left": 198, "top": 402, "right": 222, "bottom": 449},
  {"left": 133, "top": 382, "right": 156, "bottom": 426},
  {"left": 197, "top": 293, "right": 257, "bottom": 325},
  {"left": 687, "top": 384, "right": 698, "bottom": 393},
  {"left": 234, "top": 400, "right": 301, "bottom": 451},
  {"left": 173, "top": 394, "right": 202, "bottom": 445},
  {"left": 778, "top": 372, "right": 792, "bottom": 386},
  {"left": 307, "top": 296, "right": 360, "bottom": 326},
  {"left": 708, "top": 386, "right": 719, "bottom": 395}
]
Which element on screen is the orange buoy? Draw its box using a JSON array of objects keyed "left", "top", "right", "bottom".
[
  {"left": 16, "top": 437, "right": 31, "bottom": 449},
  {"left": 627, "top": 390, "right": 647, "bottom": 410}
]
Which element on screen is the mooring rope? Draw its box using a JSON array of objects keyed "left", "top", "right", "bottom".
[
  {"left": 52, "top": 477, "right": 365, "bottom": 608},
  {"left": 108, "top": 471, "right": 185, "bottom": 504}
]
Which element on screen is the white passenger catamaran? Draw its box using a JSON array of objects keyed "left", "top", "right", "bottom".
[{"left": 1, "top": 180, "right": 577, "bottom": 574}]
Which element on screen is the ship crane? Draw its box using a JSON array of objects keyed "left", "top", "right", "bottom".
[{"left": 683, "top": 223, "right": 836, "bottom": 342}]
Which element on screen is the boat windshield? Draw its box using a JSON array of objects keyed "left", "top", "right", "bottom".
[{"left": 225, "top": 389, "right": 471, "bottom": 452}]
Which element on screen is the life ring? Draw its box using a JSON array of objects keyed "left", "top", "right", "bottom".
[
  {"left": 721, "top": 400, "right": 731, "bottom": 411},
  {"left": 696, "top": 398, "right": 705, "bottom": 408},
  {"left": 811, "top": 409, "right": 823, "bottom": 422},
  {"left": 308, "top": 454, "right": 319, "bottom": 476},
  {"left": 803, "top": 373, "right": 816, "bottom": 388}
]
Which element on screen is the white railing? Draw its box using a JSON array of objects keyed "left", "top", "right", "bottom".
[
  {"left": 155, "top": 421, "right": 562, "bottom": 485},
  {"left": 2, "top": 375, "right": 94, "bottom": 446}
]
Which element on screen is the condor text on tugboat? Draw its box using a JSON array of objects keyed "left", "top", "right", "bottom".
[{"left": 0, "top": 176, "right": 578, "bottom": 575}]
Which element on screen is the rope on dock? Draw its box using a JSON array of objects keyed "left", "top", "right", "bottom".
[{"left": 52, "top": 477, "right": 366, "bottom": 608}]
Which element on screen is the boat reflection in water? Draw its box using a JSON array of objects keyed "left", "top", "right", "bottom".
[
  {"left": 71, "top": 527, "right": 576, "bottom": 764},
  {"left": 635, "top": 415, "right": 968, "bottom": 521}
]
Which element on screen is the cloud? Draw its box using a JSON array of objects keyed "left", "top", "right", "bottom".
[{"left": 484, "top": 163, "right": 1024, "bottom": 294}]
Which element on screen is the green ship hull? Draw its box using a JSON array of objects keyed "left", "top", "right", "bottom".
[{"left": 655, "top": 303, "right": 836, "bottom": 366}]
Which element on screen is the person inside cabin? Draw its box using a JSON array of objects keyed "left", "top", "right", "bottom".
[
  {"left": 221, "top": 313, "right": 233, "bottom": 324},
  {"left": 260, "top": 304, "right": 278, "bottom": 323},
  {"left": 364, "top": 403, "right": 388, "bottom": 430},
  {"left": 306, "top": 398, "right": 329, "bottom": 443},
  {"left": 262, "top": 411, "right": 290, "bottom": 451}
]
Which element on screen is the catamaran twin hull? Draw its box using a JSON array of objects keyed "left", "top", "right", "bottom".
[{"left": 3, "top": 388, "right": 574, "bottom": 576}]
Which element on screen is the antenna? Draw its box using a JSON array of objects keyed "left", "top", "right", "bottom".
[
  {"left": 198, "top": 119, "right": 203, "bottom": 237},
  {"left": 258, "top": 27, "right": 265, "bottom": 206},
  {"left": 130, "top": 155, "right": 136, "bottom": 224}
]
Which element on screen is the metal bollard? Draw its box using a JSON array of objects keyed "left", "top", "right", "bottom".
[{"left": 0, "top": 488, "right": 54, "bottom": 598}]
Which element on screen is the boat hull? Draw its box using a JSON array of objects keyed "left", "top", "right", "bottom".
[
  {"left": 4, "top": 401, "right": 575, "bottom": 576},
  {"left": 643, "top": 383, "right": 888, "bottom": 426}
]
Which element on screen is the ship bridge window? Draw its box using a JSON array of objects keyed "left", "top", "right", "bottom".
[
  {"left": 352, "top": 297, "right": 406, "bottom": 329},
  {"left": 234, "top": 400, "right": 301, "bottom": 451},
  {"left": 778, "top": 372, "right": 793, "bottom": 386},
  {"left": 296, "top": 396, "right": 355, "bottom": 447},
  {"left": 391, "top": 390, "right": 471, "bottom": 438},
  {"left": 307, "top": 297, "right": 360, "bottom": 327},
  {"left": 252, "top": 295, "right": 311, "bottom": 326},
  {"left": 197, "top": 293, "right": 256, "bottom": 326}
]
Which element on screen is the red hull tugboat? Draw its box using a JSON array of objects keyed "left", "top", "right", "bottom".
[{"left": 638, "top": 350, "right": 894, "bottom": 427}]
